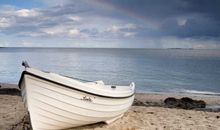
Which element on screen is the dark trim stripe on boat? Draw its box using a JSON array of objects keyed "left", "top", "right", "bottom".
[{"left": 18, "top": 71, "right": 134, "bottom": 99}]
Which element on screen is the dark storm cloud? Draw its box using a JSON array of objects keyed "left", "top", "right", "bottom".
[
  {"left": 160, "top": 16, "right": 220, "bottom": 37},
  {"left": 97, "top": 0, "right": 220, "bottom": 20},
  {"left": 97, "top": 0, "right": 220, "bottom": 38},
  {"left": 96, "top": 0, "right": 186, "bottom": 19}
]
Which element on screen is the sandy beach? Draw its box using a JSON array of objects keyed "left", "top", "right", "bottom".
[{"left": 0, "top": 84, "right": 220, "bottom": 130}]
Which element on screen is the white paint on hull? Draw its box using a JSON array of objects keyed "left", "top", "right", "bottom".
[{"left": 20, "top": 67, "right": 135, "bottom": 130}]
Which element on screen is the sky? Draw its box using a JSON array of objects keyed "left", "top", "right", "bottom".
[{"left": 0, "top": 0, "right": 220, "bottom": 48}]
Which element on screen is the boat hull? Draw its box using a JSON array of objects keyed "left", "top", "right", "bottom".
[{"left": 20, "top": 73, "right": 134, "bottom": 130}]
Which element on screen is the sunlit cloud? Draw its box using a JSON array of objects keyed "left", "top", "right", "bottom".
[
  {"left": 107, "top": 24, "right": 136, "bottom": 32},
  {"left": 177, "top": 17, "right": 187, "bottom": 26},
  {"left": 106, "top": 23, "right": 137, "bottom": 37},
  {"left": 0, "top": 17, "right": 13, "bottom": 27},
  {"left": 68, "top": 29, "right": 80, "bottom": 36},
  {"left": 68, "top": 16, "right": 82, "bottom": 22},
  {"left": 15, "top": 9, "right": 41, "bottom": 17}
]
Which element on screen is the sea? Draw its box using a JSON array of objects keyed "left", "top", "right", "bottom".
[{"left": 0, "top": 47, "right": 220, "bottom": 96}]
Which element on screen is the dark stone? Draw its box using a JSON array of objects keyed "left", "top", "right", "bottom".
[
  {"left": 145, "top": 101, "right": 161, "bottom": 106},
  {"left": 147, "top": 112, "right": 154, "bottom": 114},
  {"left": 164, "top": 97, "right": 180, "bottom": 108},
  {"left": 0, "top": 83, "right": 21, "bottom": 96},
  {"left": 164, "top": 97, "right": 206, "bottom": 109},
  {"left": 179, "top": 97, "right": 206, "bottom": 109},
  {"left": 216, "top": 116, "right": 220, "bottom": 119},
  {"left": 132, "top": 99, "right": 146, "bottom": 106},
  {"left": 0, "top": 88, "right": 21, "bottom": 96}
]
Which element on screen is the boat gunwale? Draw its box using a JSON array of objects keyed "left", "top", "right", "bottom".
[{"left": 18, "top": 71, "right": 135, "bottom": 99}]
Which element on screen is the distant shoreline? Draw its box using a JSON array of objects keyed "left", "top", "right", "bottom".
[
  {"left": 166, "top": 47, "right": 194, "bottom": 50},
  {"left": 0, "top": 46, "right": 218, "bottom": 50},
  {"left": 136, "top": 90, "right": 220, "bottom": 97}
]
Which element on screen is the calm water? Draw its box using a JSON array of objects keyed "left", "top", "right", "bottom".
[{"left": 1, "top": 47, "right": 220, "bottom": 95}]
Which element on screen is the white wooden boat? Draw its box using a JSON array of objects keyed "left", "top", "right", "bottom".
[{"left": 18, "top": 61, "right": 135, "bottom": 130}]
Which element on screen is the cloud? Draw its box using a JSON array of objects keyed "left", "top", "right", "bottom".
[
  {"left": 68, "top": 29, "right": 80, "bottom": 37},
  {"left": 0, "top": 2, "right": 139, "bottom": 41},
  {"left": 15, "top": 9, "right": 41, "bottom": 17},
  {"left": 38, "top": 0, "right": 72, "bottom": 6},
  {"left": 0, "top": 0, "right": 220, "bottom": 48},
  {"left": 177, "top": 17, "right": 187, "bottom": 26},
  {"left": 106, "top": 23, "right": 137, "bottom": 37},
  {"left": 0, "top": 17, "right": 12, "bottom": 27},
  {"left": 25, "top": 25, "right": 84, "bottom": 38},
  {"left": 159, "top": 36, "right": 220, "bottom": 49},
  {"left": 68, "top": 16, "right": 81, "bottom": 22},
  {"left": 96, "top": 0, "right": 220, "bottom": 38},
  {"left": 0, "top": 4, "right": 87, "bottom": 38},
  {"left": 41, "top": 25, "right": 65, "bottom": 36},
  {"left": 123, "top": 32, "right": 136, "bottom": 37},
  {"left": 107, "top": 24, "right": 136, "bottom": 32}
]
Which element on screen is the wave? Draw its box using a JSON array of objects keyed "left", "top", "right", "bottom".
[
  {"left": 182, "top": 90, "right": 220, "bottom": 96},
  {"left": 137, "top": 89, "right": 220, "bottom": 97}
]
